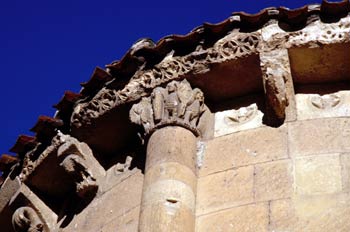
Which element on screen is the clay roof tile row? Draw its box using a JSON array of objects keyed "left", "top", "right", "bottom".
[{"left": 3, "top": 1, "right": 350, "bottom": 179}]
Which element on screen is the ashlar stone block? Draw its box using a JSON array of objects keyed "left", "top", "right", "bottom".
[
  {"left": 196, "top": 203, "right": 268, "bottom": 232},
  {"left": 288, "top": 118, "right": 350, "bottom": 156},
  {"left": 295, "top": 154, "right": 342, "bottom": 195},
  {"left": 296, "top": 90, "right": 350, "bottom": 121},
  {"left": 199, "top": 125, "right": 288, "bottom": 177},
  {"left": 254, "top": 160, "right": 293, "bottom": 202},
  {"left": 196, "top": 166, "right": 254, "bottom": 216},
  {"left": 341, "top": 153, "right": 350, "bottom": 192}
]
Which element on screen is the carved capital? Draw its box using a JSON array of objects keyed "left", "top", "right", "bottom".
[
  {"left": 129, "top": 79, "right": 206, "bottom": 136},
  {"left": 12, "top": 206, "right": 44, "bottom": 232}
]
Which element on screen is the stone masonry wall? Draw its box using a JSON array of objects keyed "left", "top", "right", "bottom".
[
  {"left": 61, "top": 169, "right": 144, "bottom": 232},
  {"left": 196, "top": 117, "right": 350, "bottom": 231}
]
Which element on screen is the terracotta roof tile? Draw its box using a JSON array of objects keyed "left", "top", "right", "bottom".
[
  {"left": 30, "top": 116, "right": 63, "bottom": 142},
  {"left": 5, "top": 1, "right": 350, "bottom": 160},
  {"left": 9, "top": 135, "right": 37, "bottom": 154},
  {"left": 0, "top": 154, "right": 19, "bottom": 172}
]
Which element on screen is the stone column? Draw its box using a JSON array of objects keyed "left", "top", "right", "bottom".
[{"left": 130, "top": 79, "right": 206, "bottom": 232}]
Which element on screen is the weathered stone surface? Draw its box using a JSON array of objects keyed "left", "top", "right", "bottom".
[
  {"left": 144, "top": 162, "right": 197, "bottom": 192},
  {"left": 269, "top": 198, "right": 297, "bottom": 232},
  {"left": 146, "top": 127, "right": 197, "bottom": 172},
  {"left": 99, "top": 206, "right": 140, "bottom": 232},
  {"left": 293, "top": 193, "right": 350, "bottom": 232},
  {"left": 199, "top": 125, "right": 288, "bottom": 176},
  {"left": 341, "top": 153, "right": 350, "bottom": 192},
  {"left": 270, "top": 194, "right": 350, "bottom": 232},
  {"left": 288, "top": 118, "right": 350, "bottom": 156},
  {"left": 296, "top": 90, "right": 350, "bottom": 120},
  {"left": 260, "top": 49, "right": 289, "bottom": 120},
  {"left": 214, "top": 103, "right": 264, "bottom": 137},
  {"left": 12, "top": 206, "right": 44, "bottom": 232},
  {"left": 254, "top": 160, "right": 292, "bottom": 202},
  {"left": 0, "top": 176, "right": 21, "bottom": 212},
  {"left": 141, "top": 202, "right": 195, "bottom": 232},
  {"left": 57, "top": 136, "right": 106, "bottom": 199},
  {"left": 71, "top": 17, "right": 350, "bottom": 127},
  {"left": 196, "top": 166, "right": 254, "bottom": 216},
  {"left": 130, "top": 79, "right": 207, "bottom": 136},
  {"left": 140, "top": 126, "right": 197, "bottom": 232},
  {"left": 62, "top": 171, "right": 143, "bottom": 232},
  {"left": 10, "top": 184, "right": 58, "bottom": 232},
  {"left": 196, "top": 203, "right": 268, "bottom": 232},
  {"left": 295, "top": 154, "right": 342, "bottom": 195}
]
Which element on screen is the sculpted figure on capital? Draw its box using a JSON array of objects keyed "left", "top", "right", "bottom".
[{"left": 130, "top": 79, "right": 206, "bottom": 135}]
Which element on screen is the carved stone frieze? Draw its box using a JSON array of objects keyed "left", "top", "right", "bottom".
[
  {"left": 19, "top": 132, "right": 67, "bottom": 182},
  {"left": 129, "top": 79, "right": 206, "bottom": 136},
  {"left": 71, "top": 32, "right": 260, "bottom": 127},
  {"left": 12, "top": 206, "right": 44, "bottom": 232},
  {"left": 71, "top": 15, "right": 350, "bottom": 128},
  {"left": 263, "top": 16, "right": 350, "bottom": 51}
]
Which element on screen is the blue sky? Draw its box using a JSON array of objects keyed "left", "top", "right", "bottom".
[{"left": 0, "top": 0, "right": 322, "bottom": 155}]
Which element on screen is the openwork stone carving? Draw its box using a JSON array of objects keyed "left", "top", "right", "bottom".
[
  {"left": 71, "top": 33, "right": 260, "bottom": 127},
  {"left": 310, "top": 94, "right": 341, "bottom": 109},
  {"left": 71, "top": 15, "right": 350, "bottom": 128},
  {"left": 12, "top": 206, "right": 44, "bottom": 232},
  {"left": 129, "top": 79, "right": 206, "bottom": 136},
  {"left": 57, "top": 135, "right": 105, "bottom": 199}
]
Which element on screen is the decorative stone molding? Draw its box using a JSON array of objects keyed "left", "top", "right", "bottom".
[
  {"left": 19, "top": 133, "right": 67, "bottom": 182},
  {"left": 19, "top": 132, "right": 105, "bottom": 200},
  {"left": 57, "top": 136, "right": 105, "bottom": 199},
  {"left": 214, "top": 103, "right": 264, "bottom": 137},
  {"left": 129, "top": 79, "right": 206, "bottom": 136},
  {"left": 310, "top": 93, "right": 341, "bottom": 109},
  {"left": 12, "top": 206, "right": 44, "bottom": 232},
  {"left": 9, "top": 184, "right": 58, "bottom": 232},
  {"left": 296, "top": 91, "right": 350, "bottom": 120},
  {"left": 71, "top": 16, "right": 350, "bottom": 128},
  {"left": 224, "top": 104, "right": 259, "bottom": 124}
]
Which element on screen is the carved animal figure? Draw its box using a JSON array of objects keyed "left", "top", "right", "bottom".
[
  {"left": 12, "top": 206, "right": 44, "bottom": 232},
  {"left": 130, "top": 98, "right": 154, "bottom": 133},
  {"left": 60, "top": 154, "right": 97, "bottom": 198},
  {"left": 183, "top": 89, "right": 205, "bottom": 127}
]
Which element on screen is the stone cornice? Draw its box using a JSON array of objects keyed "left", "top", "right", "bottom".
[{"left": 71, "top": 15, "right": 350, "bottom": 128}]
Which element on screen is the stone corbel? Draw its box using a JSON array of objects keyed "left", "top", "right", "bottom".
[
  {"left": 12, "top": 206, "right": 44, "bottom": 232},
  {"left": 129, "top": 79, "right": 208, "bottom": 137},
  {"left": 260, "top": 49, "right": 291, "bottom": 121},
  {"left": 57, "top": 137, "right": 105, "bottom": 199},
  {"left": 10, "top": 184, "right": 58, "bottom": 232}
]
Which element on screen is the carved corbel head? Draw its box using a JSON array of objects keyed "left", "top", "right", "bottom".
[
  {"left": 57, "top": 138, "right": 105, "bottom": 199},
  {"left": 12, "top": 206, "right": 44, "bottom": 232}
]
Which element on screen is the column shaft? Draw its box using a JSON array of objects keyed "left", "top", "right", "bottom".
[{"left": 139, "top": 126, "right": 197, "bottom": 232}]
